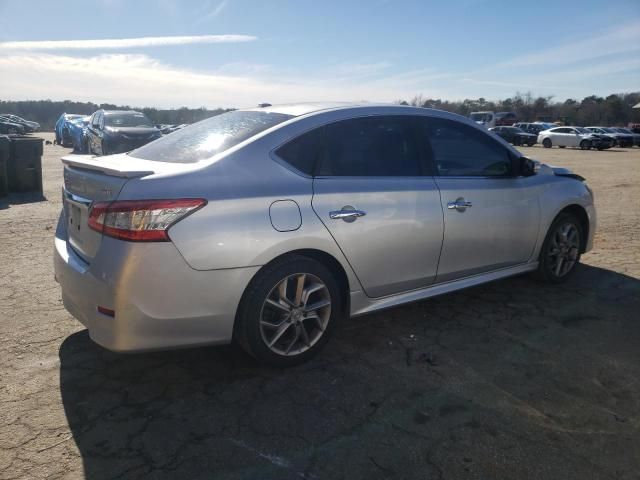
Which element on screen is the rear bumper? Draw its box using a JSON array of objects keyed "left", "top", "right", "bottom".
[{"left": 54, "top": 214, "right": 259, "bottom": 352}]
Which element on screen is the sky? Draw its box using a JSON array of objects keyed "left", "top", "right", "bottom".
[{"left": 0, "top": 0, "right": 639, "bottom": 109}]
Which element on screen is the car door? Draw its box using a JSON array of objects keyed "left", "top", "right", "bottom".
[
  {"left": 566, "top": 128, "right": 581, "bottom": 147},
  {"left": 417, "top": 116, "right": 540, "bottom": 283},
  {"left": 561, "top": 127, "right": 579, "bottom": 147},
  {"left": 310, "top": 115, "right": 444, "bottom": 298}
]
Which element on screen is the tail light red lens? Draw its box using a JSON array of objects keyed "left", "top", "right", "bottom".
[{"left": 88, "top": 198, "right": 206, "bottom": 241}]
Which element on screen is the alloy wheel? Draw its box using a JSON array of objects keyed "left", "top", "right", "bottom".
[
  {"left": 547, "top": 222, "right": 580, "bottom": 278},
  {"left": 259, "top": 273, "right": 331, "bottom": 356}
]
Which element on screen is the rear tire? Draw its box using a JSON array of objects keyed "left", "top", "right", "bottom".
[
  {"left": 234, "top": 254, "right": 342, "bottom": 367},
  {"left": 542, "top": 138, "right": 552, "bottom": 148},
  {"left": 534, "top": 213, "right": 583, "bottom": 284}
]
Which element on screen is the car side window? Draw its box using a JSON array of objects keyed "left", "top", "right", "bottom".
[
  {"left": 419, "top": 117, "right": 512, "bottom": 177},
  {"left": 275, "top": 127, "right": 324, "bottom": 176},
  {"left": 317, "top": 116, "right": 422, "bottom": 177}
]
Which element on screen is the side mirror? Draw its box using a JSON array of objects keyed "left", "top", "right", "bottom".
[{"left": 520, "top": 157, "right": 538, "bottom": 176}]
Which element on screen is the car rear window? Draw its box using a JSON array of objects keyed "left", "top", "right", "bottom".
[{"left": 130, "top": 111, "right": 293, "bottom": 163}]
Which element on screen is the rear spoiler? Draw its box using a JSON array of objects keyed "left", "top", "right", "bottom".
[{"left": 61, "top": 155, "right": 154, "bottom": 178}]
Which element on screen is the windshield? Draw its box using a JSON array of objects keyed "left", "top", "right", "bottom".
[
  {"left": 575, "top": 128, "right": 590, "bottom": 134},
  {"left": 602, "top": 128, "right": 617, "bottom": 133},
  {"left": 617, "top": 128, "right": 632, "bottom": 133},
  {"left": 507, "top": 127, "right": 524, "bottom": 133},
  {"left": 105, "top": 113, "right": 154, "bottom": 128},
  {"left": 130, "top": 110, "right": 293, "bottom": 163}
]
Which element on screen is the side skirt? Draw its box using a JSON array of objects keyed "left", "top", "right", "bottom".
[{"left": 349, "top": 262, "right": 538, "bottom": 317}]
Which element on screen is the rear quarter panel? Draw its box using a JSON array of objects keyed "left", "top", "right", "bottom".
[{"left": 117, "top": 135, "right": 364, "bottom": 293}]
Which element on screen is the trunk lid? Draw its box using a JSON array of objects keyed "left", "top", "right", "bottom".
[{"left": 61, "top": 154, "right": 157, "bottom": 263}]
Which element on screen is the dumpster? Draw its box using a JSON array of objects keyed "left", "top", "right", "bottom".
[
  {"left": 6, "top": 135, "right": 44, "bottom": 194},
  {"left": 0, "top": 135, "right": 10, "bottom": 197}
]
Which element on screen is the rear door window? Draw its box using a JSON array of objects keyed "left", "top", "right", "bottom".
[{"left": 317, "top": 116, "right": 422, "bottom": 176}]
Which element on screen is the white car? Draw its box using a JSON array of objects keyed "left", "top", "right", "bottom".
[{"left": 538, "top": 127, "right": 594, "bottom": 150}]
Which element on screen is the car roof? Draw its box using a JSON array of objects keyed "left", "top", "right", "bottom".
[
  {"left": 243, "top": 102, "right": 366, "bottom": 116},
  {"left": 102, "top": 110, "right": 144, "bottom": 115},
  {"left": 241, "top": 102, "right": 477, "bottom": 124}
]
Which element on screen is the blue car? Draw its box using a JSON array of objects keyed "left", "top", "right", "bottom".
[
  {"left": 67, "top": 116, "right": 91, "bottom": 152},
  {"left": 55, "top": 113, "right": 84, "bottom": 147}
]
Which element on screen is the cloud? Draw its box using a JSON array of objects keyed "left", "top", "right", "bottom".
[
  {"left": 1, "top": 50, "right": 637, "bottom": 108},
  {"left": 498, "top": 21, "right": 640, "bottom": 67},
  {"left": 0, "top": 53, "right": 454, "bottom": 107},
  {"left": 198, "top": 0, "right": 229, "bottom": 22},
  {"left": 0, "top": 34, "right": 256, "bottom": 51}
]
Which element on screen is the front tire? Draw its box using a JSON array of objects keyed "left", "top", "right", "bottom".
[
  {"left": 542, "top": 138, "right": 552, "bottom": 148},
  {"left": 234, "top": 255, "right": 342, "bottom": 367},
  {"left": 580, "top": 140, "right": 590, "bottom": 150},
  {"left": 535, "top": 213, "right": 582, "bottom": 284}
]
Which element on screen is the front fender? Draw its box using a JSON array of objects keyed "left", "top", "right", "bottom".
[{"left": 533, "top": 175, "right": 595, "bottom": 258}]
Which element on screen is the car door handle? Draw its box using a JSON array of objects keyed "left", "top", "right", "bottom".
[
  {"left": 447, "top": 199, "right": 473, "bottom": 210},
  {"left": 329, "top": 208, "right": 366, "bottom": 222}
]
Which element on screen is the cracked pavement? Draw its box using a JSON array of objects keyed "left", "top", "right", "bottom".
[{"left": 1, "top": 134, "right": 639, "bottom": 479}]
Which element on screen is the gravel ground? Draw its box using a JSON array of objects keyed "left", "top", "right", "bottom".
[{"left": 1, "top": 134, "right": 639, "bottom": 480}]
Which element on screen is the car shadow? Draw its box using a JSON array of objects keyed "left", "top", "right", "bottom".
[
  {"left": 59, "top": 264, "right": 640, "bottom": 479},
  {"left": 0, "top": 191, "right": 47, "bottom": 210}
]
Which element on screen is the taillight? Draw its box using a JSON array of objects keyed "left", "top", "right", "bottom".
[{"left": 88, "top": 198, "right": 206, "bottom": 241}]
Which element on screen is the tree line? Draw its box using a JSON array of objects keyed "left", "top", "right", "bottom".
[
  {"left": 0, "top": 100, "right": 233, "bottom": 130},
  {"left": 2, "top": 92, "right": 639, "bottom": 130},
  {"left": 398, "top": 92, "right": 640, "bottom": 127}
]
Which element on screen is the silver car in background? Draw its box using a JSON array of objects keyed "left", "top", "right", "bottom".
[{"left": 54, "top": 103, "right": 596, "bottom": 366}]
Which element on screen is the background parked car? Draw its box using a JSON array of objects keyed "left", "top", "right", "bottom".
[
  {"left": 0, "top": 117, "right": 25, "bottom": 134},
  {"left": 494, "top": 111, "right": 517, "bottom": 126},
  {"left": 55, "top": 113, "right": 84, "bottom": 146},
  {"left": 575, "top": 128, "right": 615, "bottom": 150},
  {"left": 586, "top": 127, "right": 634, "bottom": 147},
  {"left": 489, "top": 126, "right": 537, "bottom": 146},
  {"left": 0, "top": 114, "right": 40, "bottom": 132},
  {"left": 86, "top": 110, "right": 162, "bottom": 156},
  {"left": 538, "top": 127, "right": 598, "bottom": 150},
  {"left": 610, "top": 127, "right": 640, "bottom": 147}
]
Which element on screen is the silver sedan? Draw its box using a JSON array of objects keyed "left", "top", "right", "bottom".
[{"left": 54, "top": 103, "right": 596, "bottom": 366}]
